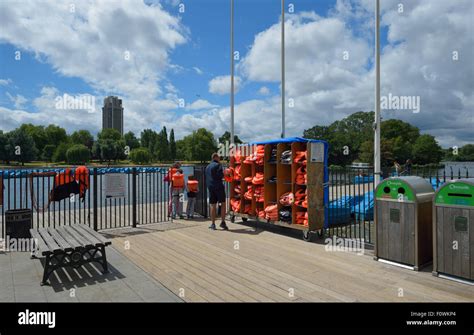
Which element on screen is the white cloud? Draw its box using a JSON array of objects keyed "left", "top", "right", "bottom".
[
  {"left": 209, "top": 75, "right": 242, "bottom": 95},
  {"left": 258, "top": 86, "right": 270, "bottom": 95},
  {"left": 185, "top": 99, "right": 218, "bottom": 111},
  {"left": 6, "top": 92, "right": 27, "bottom": 109},
  {"left": 0, "top": 0, "right": 187, "bottom": 135},
  {"left": 192, "top": 66, "right": 204, "bottom": 75},
  {"left": 0, "top": 78, "right": 12, "bottom": 86}
]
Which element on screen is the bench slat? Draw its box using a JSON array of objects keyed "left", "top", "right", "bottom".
[
  {"left": 47, "top": 228, "right": 74, "bottom": 252},
  {"left": 38, "top": 228, "right": 62, "bottom": 253},
  {"left": 30, "top": 229, "right": 51, "bottom": 256},
  {"left": 73, "top": 224, "right": 112, "bottom": 246},
  {"left": 69, "top": 225, "right": 103, "bottom": 247},
  {"left": 62, "top": 225, "right": 94, "bottom": 248},
  {"left": 56, "top": 226, "right": 85, "bottom": 249}
]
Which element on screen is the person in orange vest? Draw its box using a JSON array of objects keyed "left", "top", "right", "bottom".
[
  {"left": 185, "top": 175, "right": 199, "bottom": 219},
  {"left": 171, "top": 168, "right": 185, "bottom": 219},
  {"left": 166, "top": 162, "right": 181, "bottom": 217}
]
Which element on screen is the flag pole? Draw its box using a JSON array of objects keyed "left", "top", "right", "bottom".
[
  {"left": 230, "top": 0, "right": 235, "bottom": 145},
  {"left": 374, "top": 0, "right": 381, "bottom": 185},
  {"left": 281, "top": 0, "right": 286, "bottom": 138}
]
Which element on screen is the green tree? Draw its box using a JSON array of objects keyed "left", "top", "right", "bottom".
[
  {"left": 0, "top": 131, "right": 12, "bottom": 164},
  {"left": 52, "top": 142, "right": 71, "bottom": 163},
  {"left": 218, "top": 131, "right": 243, "bottom": 144},
  {"left": 98, "top": 128, "right": 122, "bottom": 141},
  {"left": 99, "top": 139, "right": 117, "bottom": 162},
  {"left": 8, "top": 128, "right": 38, "bottom": 165},
  {"left": 66, "top": 144, "right": 90, "bottom": 164},
  {"left": 45, "top": 124, "right": 68, "bottom": 146},
  {"left": 42, "top": 144, "right": 56, "bottom": 162},
  {"left": 124, "top": 131, "right": 140, "bottom": 151},
  {"left": 71, "top": 130, "right": 94, "bottom": 149},
  {"left": 141, "top": 129, "right": 158, "bottom": 153},
  {"left": 154, "top": 126, "right": 170, "bottom": 161},
  {"left": 20, "top": 124, "right": 48, "bottom": 154},
  {"left": 453, "top": 144, "right": 474, "bottom": 162},
  {"left": 169, "top": 128, "right": 177, "bottom": 160},
  {"left": 129, "top": 147, "right": 152, "bottom": 165},
  {"left": 180, "top": 128, "right": 217, "bottom": 162},
  {"left": 412, "top": 134, "right": 443, "bottom": 165}
]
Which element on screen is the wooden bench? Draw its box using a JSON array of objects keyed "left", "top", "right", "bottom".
[{"left": 30, "top": 224, "right": 112, "bottom": 286}]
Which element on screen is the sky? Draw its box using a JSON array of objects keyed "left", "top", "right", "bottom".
[{"left": 0, "top": 0, "right": 472, "bottom": 148}]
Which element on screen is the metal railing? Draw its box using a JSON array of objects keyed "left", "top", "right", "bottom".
[{"left": 0, "top": 167, "right": 170, "bottom": 237}]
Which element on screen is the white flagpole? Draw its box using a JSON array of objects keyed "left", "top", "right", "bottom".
[
  {"left": 281, "top": 0, "right": 285, "bottom": 138},
  {"left": 230, "top": 0, "right": 235, "bottom": 145},
  {"left": 374, "top": 0, "right": 381, "bottom": 185}
]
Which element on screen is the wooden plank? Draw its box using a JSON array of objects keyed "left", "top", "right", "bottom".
[
  {"left": 460, "top": 208, "right": 470, "bottom": 279},
  {"left": 47, "top": 227, "right": 73, "bottom": 252},
  {"left": 62, "top": 225, "right": 94, "bottom": 247},
  {"left": 444, "top": 207, "right": 453, "bottom": 275},
  {"left": 37, "top": 228, "right": 62, "bottom": 253},
  {"left": 71, "top": 224, "right": 111, "bottom": 247},
  {"left": 55, "top": 227, "right": 83, "bottom": 249},
  {"left": 29, "top": 229, "right": 51, "bottom": 256}
]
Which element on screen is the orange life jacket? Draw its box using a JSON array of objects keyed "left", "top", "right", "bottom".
[
  {"left": 74, "top": 166, "right": 90, "bottom": 199},
  {"left": 252, "top": 172, "right": 264, "bottom": 185},
  {"left": 224, "top": 168, "right": 234, "bottom": 182},
  {"left": 172, "top": 172, "right": 184, "bottom": 189},
  {"left": 167, "top": 167, "right": 178, "bottom": 183},
  {"left": 187, "top": 180, "right": 198, "bottom": 193},
  {"left": 231, "top": 198, "right": 241, "bottom": 212},
  {"left": 51, "top": 168, "right": 80, "bottom": 202}
]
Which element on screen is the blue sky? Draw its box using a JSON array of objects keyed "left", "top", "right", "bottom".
[{"left": 0, "top": 0, "right": 472, "bottom": 147}]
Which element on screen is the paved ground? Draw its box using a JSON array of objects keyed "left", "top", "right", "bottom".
[{"left": 0, "top": 246, "right": 182, "bottom": 302}]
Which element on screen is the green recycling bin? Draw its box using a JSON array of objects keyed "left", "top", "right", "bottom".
[
  {"left": 433, "top": 178, "right": 474, "bottom": 282},
  {"left": 374, "top": 177, "right": 434, "bottom": 270}
]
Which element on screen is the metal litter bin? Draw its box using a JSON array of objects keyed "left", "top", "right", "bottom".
[
  {"left": 5, "top": 209, "right": 33, "bottom": 239},
  {"left": 374, "top": 177, "right": 434, "bottom": 270},
  {"left": 433, "top": 178, "right": 474, "bottom": 282}
]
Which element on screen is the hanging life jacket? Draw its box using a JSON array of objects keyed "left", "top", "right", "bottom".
[
  {"left": 172, "top": 172, "right": 185, "bottom": 189},
  {"left": 50, "top": 168, "right": 80, "bottom": 202},
  {"left": 164, "top": 167, "right": 178, "bottom": 182},
  {"left": 187, "top": 180, "right": 199, "bottom": 193},
  {"left": 74, "top": 166, "right": 90, "bottom": 200}
]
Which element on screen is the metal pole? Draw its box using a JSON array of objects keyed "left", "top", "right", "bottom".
[
  {"left": 230, "top": 0, "right": 235, "bottom": 145},
  {"left": 93, "top": 168, "right": 98, "bottom": 231},
  {"left": 281, "top": 0, "right": 285, "bottom": 138},
  {"left": 374, "top": 0, "right": 381, "bottom": 185}
]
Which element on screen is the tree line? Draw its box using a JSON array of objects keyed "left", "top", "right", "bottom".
[
  {"left": 303, "top": 111, "right": 472, "bottom": 167},
  {"left": 0, "top": 124, "right": 223, "bottom": 165},
  {"left": 0, "top": 112, "right": 471, "bottom": 166}
]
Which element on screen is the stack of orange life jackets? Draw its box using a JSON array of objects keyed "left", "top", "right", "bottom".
[
  {"left": 294, "top": 188, "right": 308, "bottom": 208},
  {"left": 244, "top": 185, "right": 254, "bottom": 200},
  {"left": 294, "top": 150, "right": 307, "bottom": 164},
  {"left": 231, "top": 198, "right": 241, "bottom": 212},
  {"left": 295, "top": 165, "right": 307, "bottom": 185},
  {"left": 256, "top": 208, "right": 266, "bottom": 219},
  {"left": 296, "top": 211, "right": 308, "bottom": 226},
  {"left": 264, "top": 204, "right": 278, "bottom": 221},
  {"left": 243, "top": 203, "right": 252, "bottom": 214},
  {"left": 243, "top": 145, "right": 265, "bottom": 165},
  {"left": 252, "top": 172, "right": 264, "bottom": 185},
  {"left": 234, "top": 165, "right": 241, "bottom": 181},
  {"left": 254, "top": 186, "right": 264, "bottom": 202}
]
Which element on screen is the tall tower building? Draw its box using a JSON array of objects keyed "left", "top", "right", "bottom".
[{"left": 102, "top": 96, "right": 124, "bottom": 135}]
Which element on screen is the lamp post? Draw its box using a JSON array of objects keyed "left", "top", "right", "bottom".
[
  {"left": 281, "top": 0, "right": 286, "bottom": 138},
  {"left": 230, "top": 0, "right": 235, "bottom": 145}
]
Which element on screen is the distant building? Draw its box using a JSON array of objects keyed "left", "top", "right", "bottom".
[{"left": 102, "top": 96, "right": 124, "bottom": 135}]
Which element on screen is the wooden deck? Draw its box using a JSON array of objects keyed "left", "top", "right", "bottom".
[{"left": 108, "top": 219, "right": 474, "bottom": 302}]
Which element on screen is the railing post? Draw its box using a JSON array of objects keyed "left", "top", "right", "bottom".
[
  {"left": 93, "top": 168, "right": 98, "bottom": 231},
  {"left": 132, "top": 167, "right": 137, "bottom": 228}
]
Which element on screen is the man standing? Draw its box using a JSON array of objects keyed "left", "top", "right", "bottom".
[{"left": 206, "top": 153, "right": 228, "bottom": 230}]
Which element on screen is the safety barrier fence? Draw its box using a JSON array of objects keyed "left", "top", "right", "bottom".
[
  {"left": 1, "top": 165, "right": 469, "bottom": 245},
  {"left": 0, "top": 167, "right": 170, "bottom": 237}
]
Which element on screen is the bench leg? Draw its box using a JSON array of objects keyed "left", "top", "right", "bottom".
[
  {"left": 41, "top": 254, "right": 52, "bottom": 286},
  {"left": 99, "top": 246, "right": 109, "bottom": 274}
]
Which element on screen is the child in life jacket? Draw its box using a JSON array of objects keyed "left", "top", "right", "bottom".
[
  {"left": 186, "top": 176, "right": 199, "bottom": 219},
  {"left": 171, "top": 168, "right": 185, "bottom": 219}
]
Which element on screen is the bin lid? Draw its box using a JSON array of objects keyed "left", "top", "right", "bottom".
[
  {"left": 375, "top": 176, "right": 434, "bottom": 202},
  {"left": 434, "top": 178, "right": 474, "bottom": 207}
]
